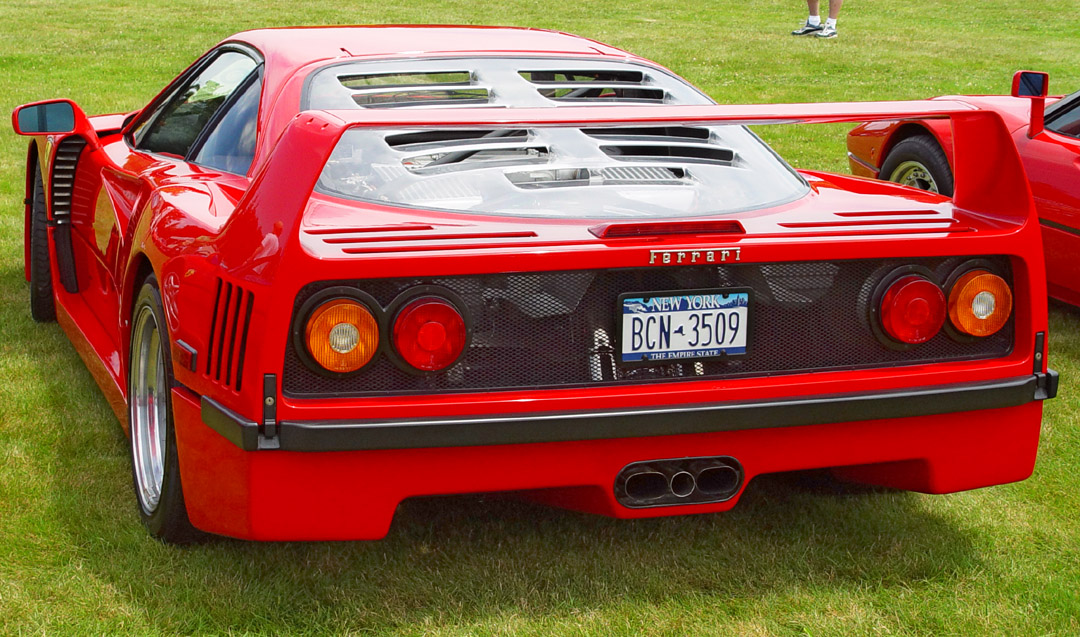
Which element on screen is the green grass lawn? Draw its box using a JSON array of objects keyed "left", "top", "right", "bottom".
[{"left": 2, "top": 1, "right": 1080, "bottom": 634}]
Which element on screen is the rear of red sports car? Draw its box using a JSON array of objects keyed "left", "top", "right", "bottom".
[
  {"left": 150, "top": 38, "right": 1054, "bottom": 540},
  {"left": 16, "top": 28, "right": 1055, "bottom": 541}
]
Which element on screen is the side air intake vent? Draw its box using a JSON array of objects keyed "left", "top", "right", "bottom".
[
  {"left": 50, "top": 137, "right": 87, "bottom": 294},
  {"left": 338, "top": 70, "right": 492, "bottom": 108},
  {"left": 205, "top": 279, "right": 254, "bottom": 391},
  {"left": 50, "top": 137, "right": 86, "bottom": 221},
  {"left": 520, "top": 69, "right": 667, "bottom": 103}
]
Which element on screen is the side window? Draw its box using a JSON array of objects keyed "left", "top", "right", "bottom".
[
  {"left": 193, "top": 74, "right": 262, "bottom": 174},
  {"left": 1047, "top": 101, "right": 1080, "bottom": 138},
  {"left": 137, "top": 52, "right": 257, "bottom": 157}
]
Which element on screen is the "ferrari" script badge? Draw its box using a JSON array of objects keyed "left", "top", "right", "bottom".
[{"left": 648, "top": 248, "right": 742, "bottom": 265}]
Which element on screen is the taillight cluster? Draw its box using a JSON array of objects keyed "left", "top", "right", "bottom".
[
  {"left": 295, "top": 288, "right": 468, "bottom": 376},
  {"left": 875, "top": 265, "right": 1013, "bottom": 347}
]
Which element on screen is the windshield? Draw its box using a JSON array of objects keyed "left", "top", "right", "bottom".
[{"left": 309, "top": 57, "right": 808, "bottom": 219}]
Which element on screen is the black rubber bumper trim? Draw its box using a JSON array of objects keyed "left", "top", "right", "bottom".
[
  {"left": 200, "top": 371, "right": 1057, "bottom": 452},
  {"left": 201, "top": 397, "right": 260, "bottom": 451}
]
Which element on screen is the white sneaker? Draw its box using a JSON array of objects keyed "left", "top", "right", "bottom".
[
  {"left": 791, "top": 20, "right": 824, "bottom": 35},
  {"left": 816, "top": 24, "right": 838, "bottom": 38}
]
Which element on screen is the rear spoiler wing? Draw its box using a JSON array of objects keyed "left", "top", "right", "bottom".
[
  {"left": 315, "top": 100, "right": 1032, "bottom": 224},
  {"left": 222, "top": 101, "right": 1033, "bottom": 278}
]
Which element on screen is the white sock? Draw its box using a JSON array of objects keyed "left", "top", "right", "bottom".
[
  {"left": 825, "top": 17, "right": 837, "bottom": 28},
  {"left": 808, "top": 15, "right": 821, "bottom": 26}
]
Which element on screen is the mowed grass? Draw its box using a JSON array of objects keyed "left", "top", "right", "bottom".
[{"left": 2, "top": 0, "right": 1080, "bottom": 633}]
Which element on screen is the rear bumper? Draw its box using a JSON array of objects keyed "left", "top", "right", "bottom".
[
  {"left": 173, "top": 371, "right": 1056, "bottom": 541},
  {"left": 201, "top": 371, "right": 1058, "bottom": 452}
]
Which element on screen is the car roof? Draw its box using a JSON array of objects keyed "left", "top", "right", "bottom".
[
  {"left": 228, "top": 25, "right": 638, "bottom": 72},
  {"left": 222, "top": 26, "right": 652, "bottom": 168}
]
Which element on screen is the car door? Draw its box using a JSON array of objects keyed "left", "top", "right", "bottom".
[
  {"left": 68, "top": 46, "right": 262, "bottom": 349},
  {"left": 1020, "top": 92, "right": 1080, "bottom": 302}
]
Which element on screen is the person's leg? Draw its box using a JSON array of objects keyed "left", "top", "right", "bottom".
[
  {"left": 793, "top": 0, "right": 824, "bottom": 33},
  {"left": 827, "top": 0, "right": 843, "bottom": 20}
]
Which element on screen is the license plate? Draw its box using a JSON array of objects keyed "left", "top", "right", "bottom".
[{"left": 619, "top": 290, "right": 750, "bottom": 363}]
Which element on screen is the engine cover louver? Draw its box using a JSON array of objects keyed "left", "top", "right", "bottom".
[{"left": 205, "top": 278, "right": 254, "bottom": 392}]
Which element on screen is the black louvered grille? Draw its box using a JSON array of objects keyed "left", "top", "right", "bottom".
[
  {"left": 206, "top": 279, "right": 254, "bottom": 391},
  {"left": 50, "top": 137, "right": 86, "bottom": 218},
  {"left": 282, "top": 257, "right": 1014, "bottom": 398}
]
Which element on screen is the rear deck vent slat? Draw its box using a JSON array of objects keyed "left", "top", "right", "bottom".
[
  {"left": 520, "top": 70, "right": 666, "bottom": 103},
  {"left": 601, "top": 144, "right": 735, "bottom": 164},
  {"left": 339, "top": 71, "right": 493, "bottom": 108}
]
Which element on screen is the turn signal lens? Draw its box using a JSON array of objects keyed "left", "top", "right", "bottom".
[
  {"left": 305, "top": 299, "right": 378, "bottom": 372},
  {"left": 948, "top": 270, "right": 1013, "bottom": 337},
  {"left": 880, "top": 275, "right": 946, "bottom": 344},
  {"left": 392, "top": 297, "right": 466, "bottom": 371}
]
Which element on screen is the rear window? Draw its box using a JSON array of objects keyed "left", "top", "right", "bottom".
[{"left": 309, "top": 58, "right": 808, "bottom": 219}]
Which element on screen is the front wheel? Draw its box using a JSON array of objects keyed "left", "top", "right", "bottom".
[
  {"left": 879, "top": 135, "right": 954, "bottom": 197},
  {"left": 129, "top": 275, "right": 199, "bottom": 543}
]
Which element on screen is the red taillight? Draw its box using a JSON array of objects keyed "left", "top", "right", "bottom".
[
  {"left": 879, "top": 275, "right": 946, "bottom": 344},
  {"left": 392, "top": 297, "right": 467, "bottom": 371}
]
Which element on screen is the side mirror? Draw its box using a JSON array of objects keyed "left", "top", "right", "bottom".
[
  {"left": 1011, "top": 71, "right": 1049, "bottom": 98},
  {"left": 14, "top": 101, "right": 76, "bottom": 134},
  {"left": 11, "top": 99, "right": 101, "bottom": 150},
  {"left": 1011, "top": 70, "right": 1049, "bottom": 138}
]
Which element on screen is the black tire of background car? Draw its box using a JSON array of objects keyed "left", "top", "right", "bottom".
[
  {"left": 880, "top": 135, "right": 955, "bottom": 197},
  {"left": 130, "top": 275, "right": 202, "bottom": 544},
  {"left": 29, "top": 161, "right": 56, "bottom": 322}
]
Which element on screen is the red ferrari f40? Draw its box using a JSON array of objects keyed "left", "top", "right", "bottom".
[{"left": 13, "top": 27, "right": 1057, "bottom": 541}]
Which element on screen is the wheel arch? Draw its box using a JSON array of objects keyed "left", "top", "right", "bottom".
[
  {"left": 122, "top": 252, "right": 156, "bottom": 384},
  {"left": 881, "top": 122, "right": 954, "bottom": 171}
]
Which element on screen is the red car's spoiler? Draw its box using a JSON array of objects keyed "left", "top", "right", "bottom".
[{"left": 223, "top": 101, "right": 1033, "bottom": 276}]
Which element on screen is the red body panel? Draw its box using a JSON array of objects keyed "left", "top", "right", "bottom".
[{"left": 15, "top": 27, "right": 1055, "bottom": 540}]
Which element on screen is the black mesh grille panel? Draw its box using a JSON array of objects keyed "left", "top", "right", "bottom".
[{"left": 283, "top": 258, "right": 1014, "bottom": 397}]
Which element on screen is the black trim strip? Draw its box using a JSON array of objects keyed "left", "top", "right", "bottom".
[
  {"left": 1039, "top": 218, "right": 1080, "bottom": 237},
  {"left": 846, "top": 151, "right": 879, "bottom": 175},
  {"left": 201, "top": 397, "right": 260, "bottom": 451},
  {"left": 201, "top": 372, "right": 1057, "bottom": 452}
]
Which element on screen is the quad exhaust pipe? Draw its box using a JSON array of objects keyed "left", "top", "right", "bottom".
[{"left": 615, "top": 456, "right": 743, "bottom": 507}]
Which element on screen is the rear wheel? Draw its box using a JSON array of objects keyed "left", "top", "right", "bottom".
[
  {"left": 879, "top": 135, "right": 954, "bottom": 197},
  {"left": 28, "top": 161, "right": 55, "bottom": 322},
  {"left": 129, "top": 275, "right": 199, "bottom": 543}
]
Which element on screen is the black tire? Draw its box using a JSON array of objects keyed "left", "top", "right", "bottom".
[
  {"left": 28, "top": 160, "right": 56, "bottom": 322},
  {"left": 879, "top": 135, "right": 954, "bottom": 197},
  {"left": 129, "top": 275, "right": 201, "bottom": 543}
]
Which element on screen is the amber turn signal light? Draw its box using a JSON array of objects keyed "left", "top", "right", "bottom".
[
  {"left": 948, "top": 270, "right": 1012, "bottom": 337},
  {"left": 304, "top": 298, "right": 379, "bottom": 373}
]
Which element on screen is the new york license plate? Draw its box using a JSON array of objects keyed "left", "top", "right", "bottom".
[{"left": 619, "top": 290, "right": 749, "bottom": 363}]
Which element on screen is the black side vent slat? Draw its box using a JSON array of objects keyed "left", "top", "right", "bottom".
[
  {"left": 205, "top": 279, "right": 254, "bottom": 391},
  {"left": 50, "top": 137, "right": 86, "bottom": 219}
]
